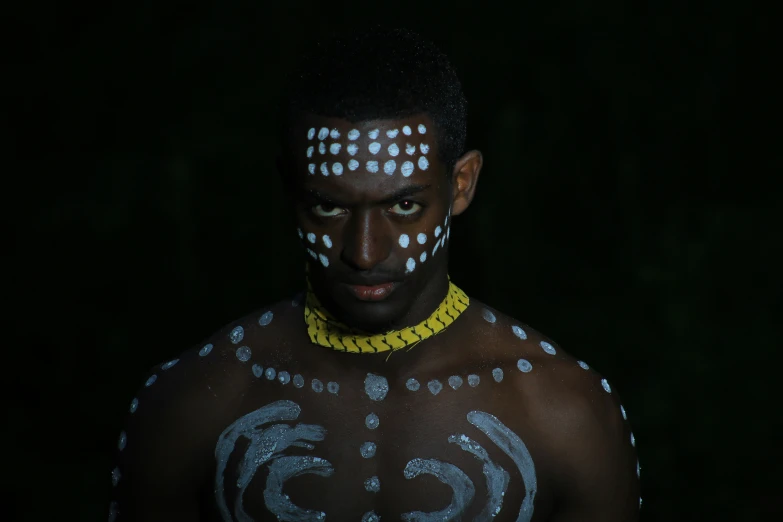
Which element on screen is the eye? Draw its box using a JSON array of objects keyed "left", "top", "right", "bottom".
[
  {"left": 389, "top": 200, "right": 422, "bottom": 216},
  {"left": 312, "top": 203, "right": 346, "bottom": 217}
]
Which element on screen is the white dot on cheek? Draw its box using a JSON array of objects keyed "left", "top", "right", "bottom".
[
  {"left": 386, "top": 129, "right": 399, "bottom": 138},
  {"left": 348, "top": 159, "right": 359, "bottom": 171},
  {"left": 318, "top": 142, "right": 326, "bottom": 154},
  {"left": 323, "top": 235, "right": 332, "bottom": 248},
  {"left": 417, "top": 233, "right": 427, "bottom": 244},
  {"left": 434, "top": 226, "right": 442, "bottom": 238},
  {"left": 398, "top": 234, "right": 410, "bottom": 248},
  {"left": 369, "top": 142, "right": 381, "bottom": 155},
  {"left": 403, "top": 125, "right": 412, "bottom": 135},
  {"left": 384, "top": 160, "right": 396, "bottom": 175},
  {"left": 318, "top": 127, "right": 329, "bottom": 140},
  {"left": 418, "top": 156, "right": 429, "bottom": 170},
  {"left": 319, "top": 253, "right": 329, "bottom": 267},
  {"left": 306, "top": 146, "right": 314, "bottom": 158},
  {"left": 418, "top": 124, "right": 427, "bottom": 134},
  {"left": 308, "top": 164, "right": 315, "bottom": 174},
  {"left": 307, "top": 128, "right": 316, "bottom": 140},
  {"left": 320, "top": 163, "right": 329, "bottom": 176},
  {"left": 366, "top": 161, "right": 379, "bottom": 173},
  {"left": 332, "top": 162, "right": 343, "bottom": 175},
  {"left": 405, "top": 258, "right": 416, "bottom": 273},
  {"left": 388, "top": 143, "right": 399, "bottom": 156},
  {"left": 420, "top": 251, "right": 427, "bottom": 262},
  {"left": 406, "top": 143, "right": 416, "bottom": 155},
  {"left": 401, "top": 161, "right": 414, "bottom": 177},
  {"left": 330, "top": 128, "right": 340, "bottom": 139},
  {"left": 329, "top": 143, "right": 341, "bottom": 154},
  {"left": 420, "top": 143, "right": 430, "bottom": 154},
  {"left": 307, "top": 233, "right": 316, "bottom": 244}
]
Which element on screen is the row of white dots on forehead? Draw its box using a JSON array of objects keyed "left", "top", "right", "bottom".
[
  {"left": 308, "top": 158, "right": 429, "bottom": 177},
  {"left": 308, "top": 142, "right": 430, "bottom": 158},
  {"left": 308, "top": 125, "right": 426, "bottom": 141}
]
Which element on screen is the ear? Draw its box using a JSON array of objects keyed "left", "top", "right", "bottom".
[{"left": 450, "top": 150, "right": 483, "bottom": 216}]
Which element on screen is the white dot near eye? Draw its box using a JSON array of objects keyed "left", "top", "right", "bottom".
[
  {"left": 307, "top": 233, "right": 316, "bottom": 244},
  {"left": 347, "top": 143, "right": 358, "bottom": 156},
  {"left": 399, "top": 234, "right": 410, "bottom": 248},
  {"left": 405, "top": 258, "right": 416, "bottom": 273},
  {"left": 419, "top": 251, "right": 427, "bottom": 263},
  {"left": 348, "top": 129, "right": 360, "bottom": 140},
  {"left": 323, "top": 235, "right": 332, "bottom": 248},
  {"left": 369, "top": 142, "right": 381, "bottom": 155},
  {"left": 320, "top": 162, "right": 329, "bottom": 176},
  {"left": 366, "top": 161, "right": 379, "bottom": 173},
  {"left": 418, "top": 124, "right": 427, "bottom": 134},
  {"left": 318, "top": 253, "right": 329, "bottom": 267},
  {"left": 368, "top": 129, "right": 380, "bottom": 139},
  {"left": 307, "top": 248, "right": 317, "bottom": 259},
  {"left": 434, "top": 226, "right": 442, "bottom": 238},
  {"left": 388, "top": 143, "right": 399, "bottom": 156},
  {"left": 318, "top": 142, "right": 326, "bottom": 154},
  {"left": 318, "top": 128, "right": 329, "bottom": 140},
  {"left": 329, "top": 143, "right": 341, "bottom": 154},
  {"left": 306, "top": 146, "right": 314, "bottom": 158},
  {"left": 348, "top": 159, "right": 359, "bottom": 171},
  {"left": 307, "top": 128, "right": 316, "bottom": 140},
  {"left": 417, "top": 233, "right": 427, "bottom": 245},
  {"left": 308, "top": 164, "right": 315, "bottom": 174},
  {"left": 384, "top": 160, "right": 396, "bottom": 175},
  {"left": 418, "top": 156, "right": 429, "bottom": 170},
  {"left": 297, "top": 228, "right": 303, "bottom": 238},
  {"left": 330, "top": 128, "right": 340, "bottom": 139},
  {"left": 401, "top": 161, "right": 414, "bottom": 177},
  {"left": 332, "top": 162, "right": 343, "bottom": 175},
  {"left": 405, "top": 143, "right": 416, "bottom": 155},
  {"left": 402, "top": 125, "right": 412, "bottom": 135},
  {"left": 420, "top": 143, "right": 430, "bottom": 154},
  {"left": 386, "top": 129, "right": 399, "bottom": 138}
]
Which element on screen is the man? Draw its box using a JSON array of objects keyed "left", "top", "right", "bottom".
[{"left": 111, "top": 28, "right": 640, "bottom": 521}]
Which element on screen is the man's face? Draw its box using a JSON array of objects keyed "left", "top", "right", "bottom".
[{"left": 284, "top": 113, "right": 455, "bottom": 333}]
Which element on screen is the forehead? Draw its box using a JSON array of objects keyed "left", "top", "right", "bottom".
[{"left": 288, "top": 113, "right": 445, "bottom": 199}]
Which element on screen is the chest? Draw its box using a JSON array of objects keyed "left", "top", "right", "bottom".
[{"left": 205, "top": 369, "right": 550, "bottom": 522}]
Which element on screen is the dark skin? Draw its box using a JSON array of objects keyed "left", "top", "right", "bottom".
[{"left": 113, "top": 113, "right": 639, "bottom": 521}]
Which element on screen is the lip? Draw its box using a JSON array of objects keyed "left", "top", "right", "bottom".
[{"left": 344, "top": 282, "right": 399, "bottom": 302}]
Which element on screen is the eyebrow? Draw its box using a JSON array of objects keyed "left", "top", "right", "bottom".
[{"left": 303, "top": 184, "right": 432, "bottom": 205}]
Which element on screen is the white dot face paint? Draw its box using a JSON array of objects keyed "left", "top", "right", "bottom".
[
  {"left": 540, "top": 341, "right": 557, "bottom": 355},
  {"left": 362, "top": 511, "right": 381, "bottom": 522},
  {"left": 327, "top": 382, "right": 339, "bottom": 395},
  {"left": 307, "top": 232, "right": 316, "bottom": 244},
  {"left": 145, "top": 375, "right": 157, "bottom": 387},
  {"left": 318, "top": 253, "right": 329, "bottom": 267},
  {"left": 420, "top": 143, "right": 430, "bottom": 154},
  {"left": 428, "top": 379, "right": 443, "bottom": 395},
  {"left": 467, "top": 374, "right": 480, "bottom": 387},
  {"left": 308, "top": 163, "right": 315, "bottom": 174},
  {"left": 416, "top": 233, "right": 427, "bottom": 245},
  {"left": 432, "top": 239, "right": 440, "bottom": 256},
  {"left": 403, "top": 125, "right": 412, "bottom": 135},
  {"left": 360, "top": 441, "right": 377, "bottom": 458},
  {"left": 405, "top": 258, "right": 416, "bottom": 274},
  {"left": 312, "top": 379, "right": 324, "bottom": 393},
  {"left": 319, "top": 162, "right": 329, "bottom": 176},
  {"left": 318, "top": 127, "right": 329, "bottom": 140},
  {"left": 368, "top": 129, "right": 380, "bottom": 139},
  {"left": 631, "top": 433, "right": 636, "bottom": 447},
  {"left": 365, "top": 413, "right": 380, "bottom": 429},
  {"left": 418, "top": 124, "right": 427, "bottom": 134},
  {"left": 434, "top": 226, "right": 442, "bottom": 238},
  {"left": 401, "top": 161, "right": 414, "bottom": 177},
  {"left": 364, "top": 476, "right": 381, "bottom": 492},
  {"left": 621, "top": 405, "right": 627, "bottom": 420},
  {"left": 406, "top": 378, "right": 420, "bottom": 391},
  {"left": 252, "top": 364, "right": 263, "bottom": 378},
  {"left": 418, "top": 156, "right": 429, "bottom": 170},
  {"left": 329, "top": 143, "right": 341, "bottom": 155},
  {"left": 492, "top": 368, "right": 504, "bottom": 382},
  {"left": 348, "top": 129, "right": 360, "bottom": 140},
  {"left": 388, "top": 143, "right": 399, "bottom": 156},
  {"left": 512, "top": 325, "right": 527, "bottom": 340},
  {"left": 118, "top": 431, "right": 127, "bottom": 451},
  {"left": 265, "top": 367, "right": 276, "bottom": 380},
  {"left": 297, "top": 228, "right": 303, "bottom": 238},
  {"left": 483, "top": 309, "right": 497, "bottom": 323},
  {"left": 322, "top": 235, "right": 332, "bottom": 248},
  {"left": 278, "top": 371, "right": 291, "bottom": 385},
  {"left": 368, "top": 142, "right": 381, "bottom": 154},
  {"left": 329, "top": 128, "right": 340, "bottom": 139},
  {"left": 293, "top": 374, "right": 304, "bottom": 388},
  {"left": 161, "top": 359, "right": 178, "bottom": 370},
  {"left": 307, "top": 128, "right": 316, "bottom": 140},
  {"left": 448, "top": 375, "right": 463, "bottom": 390},
  {"left": 366, "top": 161, "right": 379, "bottom": 173},
  {"left": 111, "top": 467, "right": 121, "bottom": 487},
  {"left": 108, "top": 501, "right": 119, "bottom": 522},
  {"left": 364, "top": 374, "right": 389, "bottom": 401},
  {"left": 318, "top": 142, "right": 326, "bottom": 155},
  {"left": 129, "top": 398, "right": 138, "bottom": 413},
  {"left": 199, "top": 343, "right": 213, "bottom": 356},
  {"left": 601, "top": 379, "right": 612, "bottom": 393},
  {"left": 637, "top": 460, "right": 641, "bottom": 478},
  {"left": 384, "top": 160, "right": 397, "bottom": 175},
  {"left": 258, "top": 311, "right": 274, "bottom": 326},
  {"left": 399, "top": 234, "right": 410, "bottom": 248},
  {"left": 405, "top": 143, "right": 416, "bottom": 155},
  {"left": 347, "top": 143, "right": 359, "bottom": 156},
  {"left": 306, "top": 248, "right": 317, "bottom": 260},
  {"left": 229, "top": 326, "right": 244, "bottom": 344},
  {"left": 386, "top": 129, "right": 399, "bottom": 138},
  {"left": 331, "top": 163, "right": 343, "bottom": 175},
  {"left": 517, "top": 359, "right": 533, "bottom": 373},
  {"left": 348, "top": 159, "right": 359, "bottom": 170},
  {"left": 419, "top": 251, "right": 427, "bottom": 263},
  {"left": 236, "top": 346, "right": 252, "bottom": 362},
  {"left": 306, "top": 146, "right": 314, "bottom": 158},
  {"left": 578, "top": 360, "right": 590, "bottom": 370}
]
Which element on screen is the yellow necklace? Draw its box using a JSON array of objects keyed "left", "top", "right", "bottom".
[{"left": 304, "top": 278, "right": 469, "bottom": 354}]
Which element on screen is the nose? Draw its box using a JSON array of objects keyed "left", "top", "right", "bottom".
[{"left": 340, "top": 209, "right": 392, "bottom": 271}]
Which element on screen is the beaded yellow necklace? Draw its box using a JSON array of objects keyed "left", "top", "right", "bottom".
[{"left": 304, "top": 277, "right": 469, "bottom": 354}]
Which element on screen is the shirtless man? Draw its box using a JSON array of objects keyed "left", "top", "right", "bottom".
[{"left": 110, "top": 28, "right": 640, "bottom": 521}]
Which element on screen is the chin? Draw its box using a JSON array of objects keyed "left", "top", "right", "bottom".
[{"left": 328, "top": 283, "right": 412, "bottom": 333}]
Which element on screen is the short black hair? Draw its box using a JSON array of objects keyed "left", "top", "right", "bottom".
[{"left": 282, "top": 27, "right": 468, "bottom": 174}]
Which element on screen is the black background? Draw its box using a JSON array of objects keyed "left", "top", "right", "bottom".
[{"left": 8, "top": 1, "right": 780, "bottom": 520}]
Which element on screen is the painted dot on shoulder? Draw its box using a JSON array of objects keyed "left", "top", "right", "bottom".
[
  {"left": 512, "top": 325, "right": 527, "bottom": 339},
  {"left": 517, "top": 358, "right": 533, "bottom": 373},
  {"left": 308, "top": 163, "right": 315, "bottom": 174},
  {"left": 360, "top": 441, "right": 377, "bottom": 458},
  {"left": 368, "top": 128, "right": 380, "bottom": 139},
  {"left": 329, "top": 143, "right": 341, "bottom": 155},
  {"left": 388, "top": 143, "right": 399, "bottom": 156},
  {"left": 235, "top": 346, "right": 252, "bottom": 362},
  {"left": 318, "top": 142, "right": 326, "bottom": 154},
  {"left": 448, "top": 375, "right": 463, "bottom": 390},
  {"left": 362, "top": 511, "right": 380, "bottom": 522},
  {"left": 403, "top": 125, "right": 412, "bottom": 135},
  {"left": 317, "top": 127, "right": 329, "bottom": 140},
  {"left": 416, "top": 233, "right": 427, "bottom": 245},
  {"left": 428, "top": 379, "right": 443, "bottom": 395},
  {"left": 366, "top": 160, "right": 379, "bottom": 173},
  {"left": 578, "top": 360, "right": 590, "bottom": 370},
  {"left": 386, "top": 129, "right": 399, "bottom": 138},
  {"left": 483, "top": 309, "right": 497, "bottom": 323},
  {"left": 631, "top": 432, "right": 636, "bottom": 447},
  {"left": 418, "top": 124, "right": 427, "bottom": 134},
  {"left": 369, "top": 142, "right": 381, "bottom": 155},
  {"left": 419, "top": 251, "right": 427, "bottom": 263},
  {"left": 306, "top": 146, "right": 314, "bottom": 158},
  {"left": 364, "top": 476, "right": 381, "bottom": 493},
  {"left": 405, "top": 258, "right": 416, "bottom": 274},
  {"left": 293, "top": 374, "right": 305, "bottom": 388},
  {"left": 620, "top": 405, "right": 627, "bottom": 420},
  {"left": 492, "top": 368, "right": 504, "bottom": 382},
  {"left": 307, "top": 128, "right": 316, "bottom": 140},
  {"left": 331, "top": 162, "right": 343, "bottom": 176},
  {"left": 145, "top": 375, "right": 157, "bottom": 387},
  {"left": 405, "top": 143, "right": 416, "bottom": 155},
  {"left": 161, "top": 359, "right": 178, "bottom": 370},
  {"left": 365, "top": 412, "right": 380, "bottom": 430},
  {"left": 278, "top": 371, "right": 291, "bottom": 385},
  {"left": 540, "top": 341, "right": 557, "bottom": 355},
  {"left": 264, "top": 367, "right": 276, "bottom": 380},
  {"left": 258, "top": 311, "right": 274, "bottom": 326},
  {"left": 420, "top": 143, "right": 430, "bottom": 154},
  {"left": 229, "top": 326, "right": 244, "bottom": 344},
  {"left": 434, "top": 226, "right": 442, "bottom": 238},
  {"left": 199, "top": 343, "right": 213, "bottom": 356},
  {"left": 398, "top": 234, "right": 410, "bottom": 248},
  {"left": 129, "top": 398, "right": 138, "bottom": 413},
  {"left": 327, "top": 381, "right": 340, "bottom": 395},
  {"left": 384, "top": 160, "right": 396, "bottom": 175},
  {"left": 406, "top": 377, "right": 420, "bottom": 391},
  {"left": 111, "top": 467, "right": 121, "bottom": 487},
  {"left": 348, "top": 159, "right": 359, "bottom": 170},
  {"left": 601, "top": 378, "right": 612, "bottom": 393},
  {"left": 318, "top": 253, "right": 329, "bottom": 267},
  {"left": 467, "top": 374, "right": 480, "bottom": 387},
  {"left": 329, "top": 128, "right": 340, "bottom": 139},
  {"left": 252, "top": 364, "right": 263, "bottom": 378},
  {"left": 312, "top": 378, "right": 324, "bottom": 393},
  {"left": 418, "top": 156, "right": 429, "bottom": 170},
  {"left": 364, "top": 373, "right": 389, "bottom": 401},
  {"left": 319, "top": 162, "right": 329, "bottom": 176},
  {"left": 118, "top": 431, "right": 127, "bottom": 451},
  {"left": 348, "top": 129, "right": 360, "bottom": 140}
]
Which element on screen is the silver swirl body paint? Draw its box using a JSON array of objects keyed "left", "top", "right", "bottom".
[
  {"left": 364, "top": 373, "right": 389, "bottom": 401},
  {"left": 467, "top": 411, "right": 537, "bottom": 522},
  {"left": 264, "top": 456, "right": 333, "bottom": 522},
  {"left": 401, "top": 458, "right": 475, "bottom": 521},
  {"left": 448, "top": 434, "right": 510, "bottom": 520}
]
